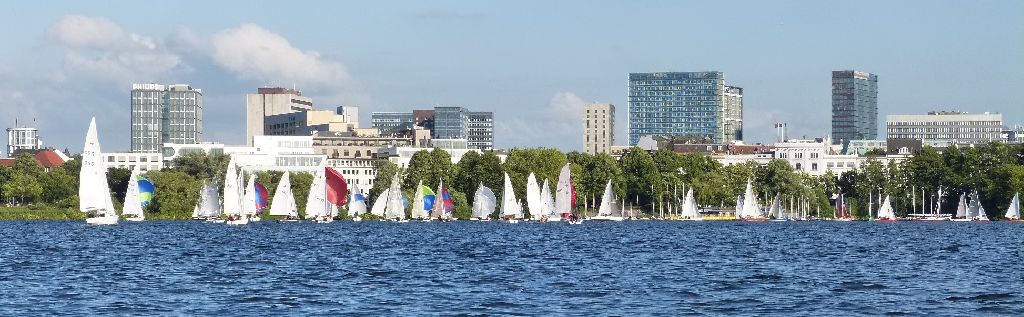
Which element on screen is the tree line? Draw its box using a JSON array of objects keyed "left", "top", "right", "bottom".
[{"left": 1, "top": 142, "right": 1021, "bottom": 219}]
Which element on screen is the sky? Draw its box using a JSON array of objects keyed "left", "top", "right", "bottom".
[{"left": 0, "top": 0, "right": 1021, "bottom": 153}]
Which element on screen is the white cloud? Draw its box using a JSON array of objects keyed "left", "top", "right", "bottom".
[
  {"left": 47, "top": 15, "right": 182, "bottom": 85},
  {"left": 210, "top": 24, "right": 353, "bottom": 89}
]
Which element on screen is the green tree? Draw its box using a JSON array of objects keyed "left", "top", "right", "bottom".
[
  {"left": 618, "top": 147, "right": 661, "bottom": 211},
  {"left": 41, "top": 168, "right": 76, "bottom": 207},
  {"left": 290, "top": 172, "right": 313, "bottom": 216},
  {"left": 170, "top": 152, "right": 232, "bottom": 182},
  {"left": 106, "top": 167, "right": 132, "bottom": 207},
  {"left": 370, "top": 160, "right": 399, "bottom": 203},
  {"left": 145, "top": 170, "right": 201, "bottom": 219},
  {"left": 3, "top": 172, "right": 42, "bottom": 204}
]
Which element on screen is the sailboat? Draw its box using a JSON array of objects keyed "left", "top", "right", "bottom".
[
  {"left": 223, "top": 159, "right": 246, "bottom": 223},
  {"left": 834, "top": 194, "right": 853, "bottom": 221},
  {"left": 539, "top": 179, "right": 558, "bottom": 222},
  {"left": 592, "top": 180, "right": 624, "bottom": 221},
  {"left": 967, "top": 192, "right": 990, "bottom": 222},
  {"left": 500, "top": 172, "right": 522, "bottom": 223},
  {"left": 349, "top": 184, "right": 367, "bottom": 221},
  {"left": 471, "top": 183, "right": 497, "bottom": 221},
  {"left": 269, "top": 172, "right": 299, "bottom": 222},
  {"left": 122, "top": 166, "right": 146, "bottom": 222},
  {"left": 411, "top": 180, "right": 433, "bottom": 221},
  {"left": 430, "top": 180, "right": 455, "bottom": 221},
  {"left": 767, "top": 193, "right": 785, "bottom": 221},
  {"left": 384, "top": 172, "right": 406, "bottom": 222},
  {"left": 1005, "top": 192, "right": 1021, "bottom": 222},
  {"left": 554, "top": 164, "right": 576, "bottom": 222},
  {"left": 79, "top": 118, "right": 118, "bottom": 225},
  {"left": 526, "top": 173, "right": 544, "bottom": 221},
  {"left": 196, "top": 182, "right": 224, "bottom": 223},
  {"left": 952, "top": 193, "right": 970, "bottom": 222},
  {"left": 680, "top": 188, "right": 702, "bottom": 221},
  {"left": 738, "top": 179, "right": 766, "bottom": 221},
  {"left": 369, "top": 188, "right": 390, "bottom": 220},
  {"left": 876, "top": 195, "right": 897, "bottom": 222},
  {"left": 304, "top": 167, "right": 332, "bottom": 223},
  {"left": 228, "top": 174, "right": 255, "bottom": 225}
]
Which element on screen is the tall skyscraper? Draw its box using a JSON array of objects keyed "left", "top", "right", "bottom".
[
  {"left": 246, "top": 87, "right": 313, "bottom": 146},
  {"left": 130, "top": 84, "right": 203, "bottom": 153},
  {"left": 628, "top": 71, "right": 741, "bottom": 145},
  {"left": 583, "top": 103, "right": 614, "bottom": 155},
  {"left": 467, "top": 111, "right": 493, "bottom": 151},
  {"left": 831, "top": 70, "right": 878, "bottom": 143}
]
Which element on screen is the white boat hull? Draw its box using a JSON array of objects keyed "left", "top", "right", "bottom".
[
  {"left": 227, "top": 217, "right": 249, "bottom": 225},
  {"left": 124, "top": 217, "right": 145, "bottom": 222},
  {"left": 86, "top": 215, "right": 118, "bottom": 225},
  {"left": 590, "top": 216, "right": 625, "bottom": 221}
]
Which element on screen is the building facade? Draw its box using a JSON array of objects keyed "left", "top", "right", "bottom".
[
  {"left": 831, "top": 70, "right": 878, "bottom": 144},
  {"left": 130, "top": 84, "right": 203, "bottom": 153},
  {"left": 246, "top": 87, "right": 313, "bottom": 146},
  {"left": 887, "top": 111, "right": 1005, "bottom": 145},
  {"left": 628, "top": 71, "right": 740, "bottom": 145},
  {"left": 103, "top": 152, "right": 164, "bottom": 171},
  {"left": 264, "top": 106, "right": 359, "bottom": 137},
  {"left": 723, "top": 86, "right": 744, "bottom": 142},
  {"left": 6, "top": 127, "right": 41, "bottom": 157},
  {"left": 583, "top": 103, "right": 615, "bottom": 154},
  {"left": 372, "top": 107, "right": 494, "bottom": 150}
]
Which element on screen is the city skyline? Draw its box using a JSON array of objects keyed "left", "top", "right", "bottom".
[{"left": 0, "top": 1, "right": 1021, "bottom": 152}]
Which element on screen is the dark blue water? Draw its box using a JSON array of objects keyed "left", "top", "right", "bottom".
[{"left": 0, "top": 221, "right": 1020, "bottom": 316}]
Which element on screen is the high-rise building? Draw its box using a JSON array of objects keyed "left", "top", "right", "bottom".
[
  {"left": 467, "top": 111, "right": 493, "bottom": 151},
  {"left": 628, "top": 71, "right": 741, "bottom": 145},
  {"left": 887, "top": 111, "right": 1005, "bottom": 145},
  {"left": 831, "top": 70, "right": 878, "bottom": 144},
  {"left": 6, "top": 126, "right": 41, "bottom": 157},
  {"left": 246, "top": 87, "right": 313, "bottom": 146},
  {"left": 130, "top": 83, "right": 203, "bottom": 153},
  {"left": 583, "top": 103, "right": 614, "bottom": 154},
  {"left": 723, "top": 86, "right": 744, "bottom": 142},
  {"left": 372, "top": 107, "right": 494, "bottom": 150}
]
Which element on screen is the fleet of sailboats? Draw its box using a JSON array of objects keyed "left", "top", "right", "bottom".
[{"left": 72, "top": 119, "right": 1024, "bottom": 225}]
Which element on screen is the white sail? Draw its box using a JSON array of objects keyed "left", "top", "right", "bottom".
[
  {"left": 411, "top": 180, "right": 429, "bottom": 219},
  {"left": 767, "top": 193, "right": 782, "bottom": 219},
  {"left": 269, "top": 172, "right": 297, "bottom": 217},
  {"left": 681, "top": 188, "right": 701, "bottom": 219},
  {"left": 968, "top": 192, "right": 987, "bottom": 220},
  {"left": 122, "top": 166, "right": 144, "bottom": 218},
  {"left": 79, "top": 117, "right": 117, "bottom": 221},
  {"left": 241, "top": 173, "right": 258, "bottom": 216},
  {"left": 223, "top": 158, "right": 241, "bottom": 216},
  {"left": 1006, "top": 193, "right": 1020, "bottom": 220},
  {"left": 201, "top": 182, "right": 223, "bottom": 217},
  {"left": 192, "top": 202, "right": 200, "bottom": 218},
  {"left": 384, "top": 172, "right": 405, "bottom": 220},
  {"left": 597, "top": 180, "right": 621, "bottom": 217},
  {"left": 349, "top": 184, "right": 367, "bottom": 216},
  {"left": 740, "top": 179, "right": 761, "bottom": 218},
  {"left": 501, "top": 172, "right": 521, "bottom": 217},
  {"left": 370, "top": 188, "right": 390, "bottom": 217},
  {"left": 472, "top": 183, "right": 497, "bottom": 219},
  {"left": 304, "top": 169, "right": 327, "bottom": 219},
  {"left": 554, "top": 164, "right": 573, "bottom": 216},
  {"left": 877, "top": 195, "right": 896, "bottom": 219},
  {"left": 540, "top": 179, "right": 556, "bottom": 219},
  {"left": 526, "top": 173, "right": 542, "bottom": 220},
  {"left": 955, "top": 194, "right": 968, "bottom": 218}
]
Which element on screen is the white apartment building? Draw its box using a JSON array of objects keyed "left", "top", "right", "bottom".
[
  {"left": 715, "top": 138, "right": 903, "bottom": 177},
  {"left": 583, "top": 103, "right": 615, "bottom": 155},
  {"left": 887, "top": 111, "right": 1005, "bottom": 146}
]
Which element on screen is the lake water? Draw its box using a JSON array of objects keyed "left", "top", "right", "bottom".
[{"left": 0, "top": 220, "right": 1020, "bottom": 316}]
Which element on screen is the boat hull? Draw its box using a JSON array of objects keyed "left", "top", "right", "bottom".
[
  {"left": 876, "top": 218, "right": 898, "bottom": 223},
  {"left": 590, "top": 216, "right": 625, "bottom": 221},
  {"left": 124, "top": 217, "right": 144, "bottom": 222},
  {"left": 86, "top": 215, "right": 118, "bottom": 225},
  {"left": 226, "top": 218, "right": 249, "bottom": 225}
]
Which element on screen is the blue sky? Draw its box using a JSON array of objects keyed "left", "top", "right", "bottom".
[{"left": 0, "top": 0, "right": 1021, "bottom": 152}]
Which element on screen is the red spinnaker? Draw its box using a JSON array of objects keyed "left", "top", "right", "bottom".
[{"left": 325, "top": 167, "right": 348, "bottom": 206}]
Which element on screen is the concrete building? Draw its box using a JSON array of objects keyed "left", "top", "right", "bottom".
[
  {"left": 583, "top": 103, "right": 615, "bottom": 154},
  {"left": 326, "top": 158, "right": 377, "bottom": 191},
  {"left": 715, "top": 137, "right": 894, "bottom": 177},
  {"left": 233, "top": 135, "right": 325, "bottom": 173},
  {"left": 831, "top": 70, "right": 878, "bottom": 144},
  {"left": 372, "top": 107, "right": 494, "bottom": 150},
  {"left": 130, "top": 84, "right": 203, "bottom": 153},
  {"left": 313, "top": 130, "right": 429, "bottom": 160},
  {"left": 627, "top": 71, "right": 742, "bottom": 145},
  {"left": 264, "top": 106, "right": 359, "bottom": 137},
  {"left": 246, "top": 87, "right": 313, "bottom": 146},
  {"left": 103, "top": 152, "right": 164, "bottom": 171},
  {"left": 887, "top": 111, "right": 1005, "bottom": 146},
  {"left": 6, "top": 126, "right": 42, "bottom": 157}
]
